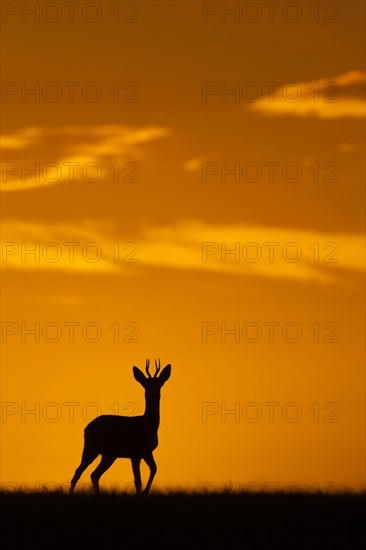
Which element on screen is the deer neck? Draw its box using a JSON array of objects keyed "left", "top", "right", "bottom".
[{"left": 143, "top": 393, "right": 160, "bottom": 429}]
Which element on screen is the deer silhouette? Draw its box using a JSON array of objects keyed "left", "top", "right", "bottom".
[{"left": 70, "top": 359, "right": 171, "bottom": 495}]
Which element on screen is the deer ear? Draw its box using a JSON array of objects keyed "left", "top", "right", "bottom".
[
  {"left": 133, "top": 366, "right": 147, "bottom": 387},
  {"left": 159, "top": 364, "right": 171, "bottom": 385}
]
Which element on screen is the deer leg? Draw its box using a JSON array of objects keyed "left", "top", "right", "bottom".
[
  {"left": 90, "top": 455, "right": 115, "bottom": 494},
  {"left": 70, "top": 449, "right": 98, "bottom": 494},
  {"left": 141, "top": 453, "right": 157, "bottom": 495},
  {"left": 131, "top": 457, "right": 142, "bottom": 494}
]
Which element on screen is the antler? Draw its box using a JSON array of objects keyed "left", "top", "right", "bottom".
[
  {"left": 154, "top": 358, "right": 161, "bottom": 378},
  {"left": 146, "top": 358, "right": 152, "bottom": 378}
]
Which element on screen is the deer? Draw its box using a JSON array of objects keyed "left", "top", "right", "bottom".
[{"left": 69, "top": 359, "right": 171, "bottom": 495}]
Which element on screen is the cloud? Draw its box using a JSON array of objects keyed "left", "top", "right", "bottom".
[
  {"left": 183, "top": 158, "right": 206, "bottom": 172},
  {"left": 336, "top": 142, "right": 364, "bottom": 154},
  {"left": 140, "top": 221, "right": 364, "bottom": 284},
  {"left": 0, "top": 221, "right": 120, "bottom": 273},
  {"left": 1, "top": 220, "right": 364, "bottom": 285},
  {"left": 249, "top": 70, "right": 365, "bottom": 119},
  {"left": 0, "top": 125, "right": 170, "bottom": 191},
  {"left": 0, "top": 127, "right": 44, "bottom": 150}
]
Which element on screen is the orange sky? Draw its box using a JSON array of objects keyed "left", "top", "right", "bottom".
[{"left": 1, "top": 1, "right": 365, "bottom": 492}]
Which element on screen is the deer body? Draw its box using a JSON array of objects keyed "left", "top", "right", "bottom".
[
  {"left": 84, "top": 415, "right": 159, "bottom": 458},
  {"left": 70, "top": 360, "right": 171, "bottom": 495}
]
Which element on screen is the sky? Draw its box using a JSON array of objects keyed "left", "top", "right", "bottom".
[{"left": 0, "top": 0, "right": 365, "bottom": 492}]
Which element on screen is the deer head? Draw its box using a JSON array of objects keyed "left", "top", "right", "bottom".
[{"left": 133, "top": 359, "right": 171, "bottom": 395}]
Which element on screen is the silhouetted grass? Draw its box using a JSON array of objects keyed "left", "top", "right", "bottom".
[{"left": 1, "top": 489, "right": 365, "bottom": 549}]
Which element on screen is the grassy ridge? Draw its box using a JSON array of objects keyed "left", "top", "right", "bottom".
[{"left": 1, "top": 490, "right": 365, "bottom": 549}]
